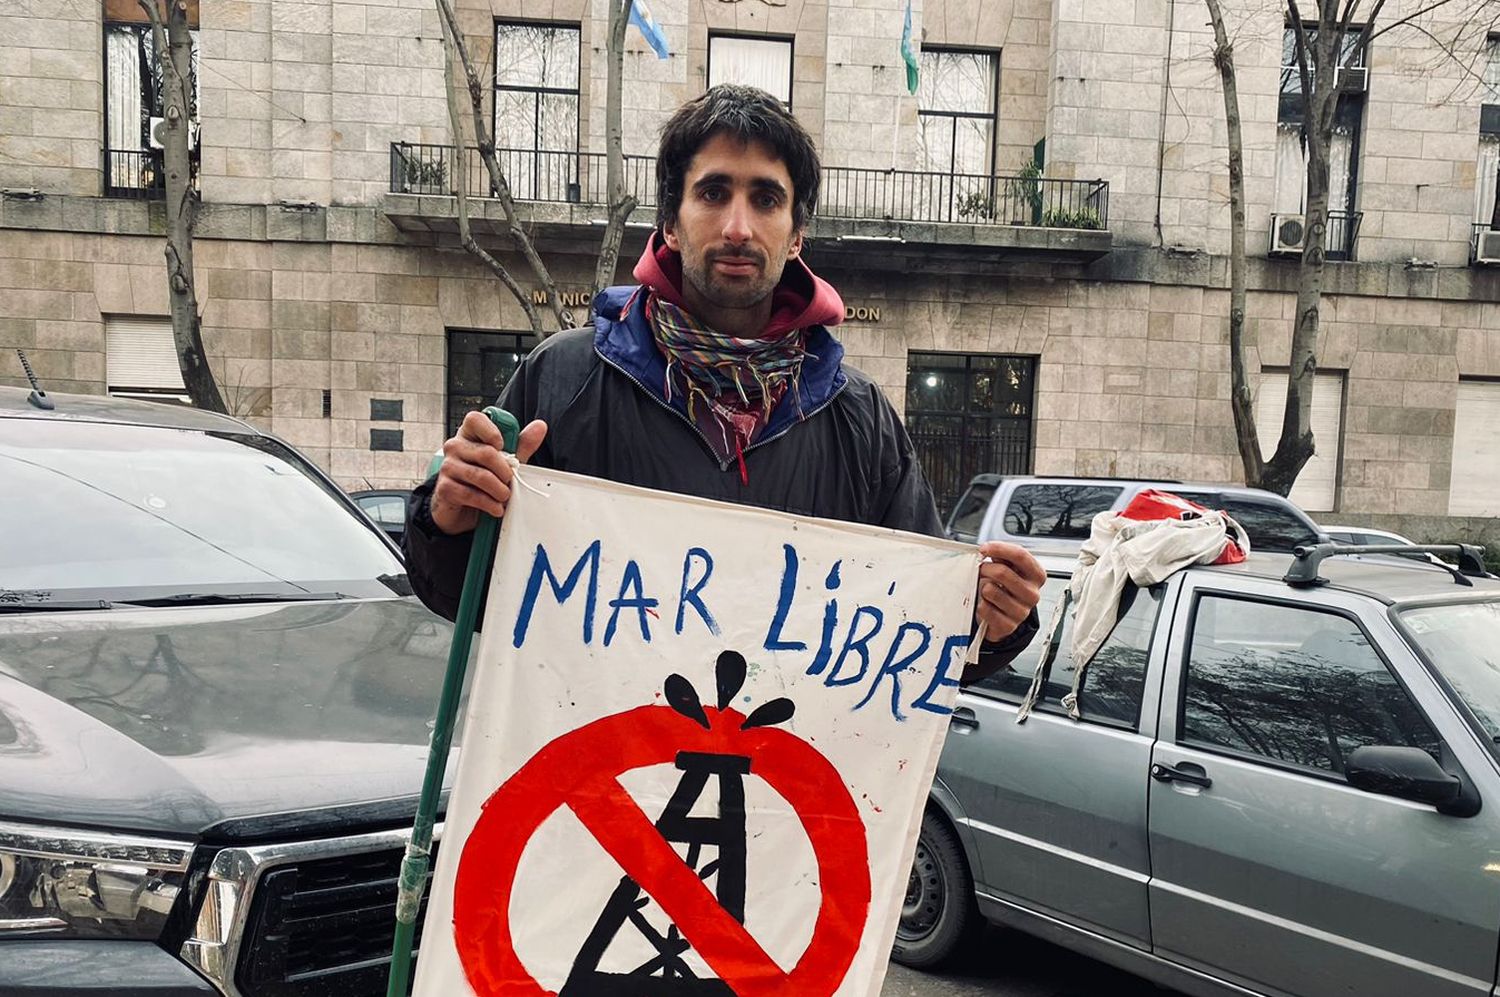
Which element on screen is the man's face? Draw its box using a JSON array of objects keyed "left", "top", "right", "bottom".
[{"left": 662, "top": 133, "right": 804, "bottom": 314}]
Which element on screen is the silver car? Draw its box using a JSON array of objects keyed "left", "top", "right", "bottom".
[{"left": 896, "top": 545, "right": 1500, "bottom": 997}]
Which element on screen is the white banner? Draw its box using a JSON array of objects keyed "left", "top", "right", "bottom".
[{"left": 414, "top": 466, "right": 979, "bottom": 996}]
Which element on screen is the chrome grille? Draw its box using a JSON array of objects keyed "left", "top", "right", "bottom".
[{"left": 181, "top": 825, "right": 441, "bottom": 997}]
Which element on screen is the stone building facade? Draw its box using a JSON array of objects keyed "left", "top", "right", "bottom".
[{"left": 1, "top": 0, "right": 1498, "bottom": 542}]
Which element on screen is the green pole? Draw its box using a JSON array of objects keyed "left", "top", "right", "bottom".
[{"left": 387, "top": 405, "right": 520, "bottom": 997}]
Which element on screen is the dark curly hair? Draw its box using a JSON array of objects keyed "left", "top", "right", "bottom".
[{"left": 655, "top": 84, "right": 821, "bottom": 230}]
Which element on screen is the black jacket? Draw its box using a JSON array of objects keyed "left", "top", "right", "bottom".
[{"left": 404, "top": 286, "right": 1036, "bottom": 679}]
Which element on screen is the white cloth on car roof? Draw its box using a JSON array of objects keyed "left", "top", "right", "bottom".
[{"left": 1016, "top": 507, "right": 1249, "bottom": 722}]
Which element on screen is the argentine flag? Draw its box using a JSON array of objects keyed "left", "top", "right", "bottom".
[{"left": 630, "top": 0, "right": 671, "bottom": 60}]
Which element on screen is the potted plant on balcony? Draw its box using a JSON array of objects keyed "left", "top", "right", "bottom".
[{"left": 1004, "top": 157, "right": 1043, "bottom": 225}]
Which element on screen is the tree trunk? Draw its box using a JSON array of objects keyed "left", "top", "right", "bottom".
[
  {"left": 141, "top": 0, "right": 225, "bottom": 412},
  {"left": 438, "top": 3, "right": 542, "bottom": 332},
  {"left": 1262, "top": 18, "right": 1326, "bottom": 497},
  {"left": 592, "top": 0, "right": 640, "bottom": 298},
  {"left": 1204, "top": 0, "right": 1264, "bottom": 488},
  {"left": 435, "top": 0, "right": 570, "bottom": 333}
]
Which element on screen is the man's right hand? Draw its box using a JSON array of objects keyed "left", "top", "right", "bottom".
[{"left": 429, "top": 411, "right": 548, "bottom": 535}]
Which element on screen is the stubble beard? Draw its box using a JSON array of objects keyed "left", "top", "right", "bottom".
[{"left": 682, "top": 247, "right": 786, "bottom": 313}]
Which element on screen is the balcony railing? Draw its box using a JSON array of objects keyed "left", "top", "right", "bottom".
[
  {"left": 391, "top": 142, "right": 657, "bottom": 208},
  {"left": 104, "top": 148, "right": 166, "bottom": 200},
  {"left": 390, "top": 143, "right": 1111, "bottom": 230},
  {"left": 819, "top": 167, "right": 1108, "bottom": 228},
  {"left": 1326, "top": 209, "right": 1361, "bottom": 261}
]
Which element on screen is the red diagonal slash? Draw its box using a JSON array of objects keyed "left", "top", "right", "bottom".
[
  {"left": 568, "top": 772, "right": 786, "bottom": 993},
  {"left": 453, "top": 703, "right": 871, "bottom": 997}
]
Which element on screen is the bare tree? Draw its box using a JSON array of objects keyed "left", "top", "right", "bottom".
[
  {"left": 433, "top": 0, "right": 639, "bottom": 337},
  {"left": 1205, "top": 0, "right": 1490, "bottom": 495},
  {"left": 1205, "top": 0, "right": 1261, "bottom": 488},
  {"left": 139, "top": 0, "right": 225, "bottom": 412}
]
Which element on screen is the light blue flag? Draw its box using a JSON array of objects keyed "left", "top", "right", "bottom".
[
  {"left": 630, "top": 0, "right": 671, "bottom": 60},
  {"left": 900, "top": 0, "right": 919, "bottom": 94}
]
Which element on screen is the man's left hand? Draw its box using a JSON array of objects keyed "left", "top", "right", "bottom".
[{"left": 975, "top": 541, "right": 1046, "bottom": 642}]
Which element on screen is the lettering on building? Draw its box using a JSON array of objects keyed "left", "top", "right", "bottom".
[
  {"left": 844, "top": 306, "right": 882, "bottom": 322},
  {"left": 531, "top": 289, "right": 595, "bottom": 308}
]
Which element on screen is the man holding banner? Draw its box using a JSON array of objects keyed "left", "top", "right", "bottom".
[{"left": 404, "top": 84, "right": 1042, "bottom": 679}]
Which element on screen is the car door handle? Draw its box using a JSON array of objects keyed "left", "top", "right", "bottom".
[
  {"left": 1151, "top": 762, "right": 1212, "bottom": 789},
  {"left": 950, "top": 707, "right": 979, "bottom": 732}
]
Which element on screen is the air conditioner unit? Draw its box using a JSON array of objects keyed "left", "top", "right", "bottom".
[
  {"left": 1269, "top": 213, "right": 1307, "bottom": 256},
  {"left": 1336, "top": 65, "right": 1368, "bottom": 92},
  {"left": 148, "top": 116, "right": 200, "bottom": 150},
  {"left": 1475, "top": 229, "right": 1500, "bottom": 265}
]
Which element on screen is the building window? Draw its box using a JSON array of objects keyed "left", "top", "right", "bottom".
[
  {"left": 446, "top": 330, "right": 532, "bottom": 437},
  {"left": 1254, "top": 368, "right": 1345, "bottom": 514},
  {"left": 494, "top": 21, "right": 580, "bottom": 202},
  {"left": 916, "top": 49, "right": 997, "bottom": 178},
  {"left": 106, "top": 315, "right": 189, "bottom": 403},
  {"left": 1449, "top": 379, "right": 1500, "bottom": 517},
  {"left": 1474, "top": 36, "right": 1500, "bottom": 241},
  {"left": 1274, "top": 27, "right": 1365, "bottom": 259},
  {"left": 707, "top": 34, "right": 793, "bottom": 107},
  {"left": 905, "top": 352, "right": 1034, "bottom": 517},
  {"left": 103, "top": 20, "right": 199, "bottom": 199}
]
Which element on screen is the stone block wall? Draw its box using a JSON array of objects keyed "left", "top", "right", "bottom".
[
  {"left": 1047, "top": 0, "right": 1493, "bottom": 265},
  {"left": 0, "top": 2, "right": 102, "bottom": 197}
]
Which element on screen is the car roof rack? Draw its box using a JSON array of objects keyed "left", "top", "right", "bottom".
[{"left": 1285, "top": 542, "right": 1491, "bottom": 589}]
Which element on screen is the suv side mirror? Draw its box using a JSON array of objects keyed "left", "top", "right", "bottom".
[{"left": 1345, "top": 745, "right": 1479, "bottom": 817}]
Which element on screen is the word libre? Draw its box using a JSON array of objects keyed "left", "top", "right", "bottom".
[{"left": 509, "top": 539, "right": 969, "bottom": 722}]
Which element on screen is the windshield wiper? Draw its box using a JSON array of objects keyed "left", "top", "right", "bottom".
[
  {"left": 0, "top": 597, "right": 113, "bottom": 613},
  {"left": 116, "top": 591, "right": 348, "bottom": 608}
]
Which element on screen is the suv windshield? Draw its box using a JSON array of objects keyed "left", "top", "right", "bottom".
[
  {"left": 1, "top": 420, "right": 403, "bottom": 600},
  {"left": 1399, "top": 600, "right": 1500, "bottom": 744}
]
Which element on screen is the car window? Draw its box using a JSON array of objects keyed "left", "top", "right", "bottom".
[
  {"left": 1399, "top": 600, "right": 1500, "bottom": 749},
  {"left": 946, "top": 481, "right": 996, "bottom": 542},
  {"left": 1182, "top": 596, "right": 1441, "bottom": 774},
  {"left": 360, "top": 495, "right": 407, "bottom": 526},
  {"left": 1001, "top": 484, "right": 1121, "bottom": 540},
  {"left": 977, "top": 575, "right": 1160, "bottom": 728},
  {"left": 1212, "top": 498, "right": 1319, "bottom": 551}
]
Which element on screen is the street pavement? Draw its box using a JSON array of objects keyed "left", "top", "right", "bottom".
[{"left": 881, "top": 926, "right": 1179, "bottom": 997}]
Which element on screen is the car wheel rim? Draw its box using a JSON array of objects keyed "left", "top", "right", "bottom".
[{"left": 897, "top": 837, "right": 946, "bottom": 942}]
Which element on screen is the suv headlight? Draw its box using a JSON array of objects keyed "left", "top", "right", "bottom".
[{"left": 0, "top": 821, "right": 193, "bottom": 939}]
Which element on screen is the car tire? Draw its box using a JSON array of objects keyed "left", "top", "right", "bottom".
[{"left": 891, "top": 810, "right": 980, "bottom": 969}]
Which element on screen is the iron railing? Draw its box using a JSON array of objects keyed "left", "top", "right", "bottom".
[
  {"left": 391, "top": 143, "right": 656, "bottom": 208},
  {"left": 390, "top": 142, "right": 1111, "bottom": 230},
  {"left": 104, "top": 148, "right": 165, "bottom": 199},
  {"left": 1326, "top": 209, "right": 1361, "bottom": 261},
  {"left": 819, "top": 167, "right": 1108, "bottom": 228}
]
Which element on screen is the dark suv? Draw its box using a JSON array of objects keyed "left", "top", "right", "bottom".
[
  {"left": 0, "top": 387, "right": 451, "bottom": 995},
  {"left": 944, "top": 474, "right": 1325, "bottom": 552}
]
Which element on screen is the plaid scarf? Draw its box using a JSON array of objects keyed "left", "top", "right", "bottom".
[{"left": 646, "top": 291, "right": 808, "bottom": 423}]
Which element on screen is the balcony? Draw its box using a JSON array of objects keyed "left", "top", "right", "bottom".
[
  {"left": 1326, "top": 209, "right": 1360, "bottom": 261},
  {"left": 384, "top": 143, "right": 1112, "bottom": 264},
  {"left": 104, "top": 148, "right": 165, "bottom": 200},
  {"left": 102, "top": 148, "right": 200, "bottom": 201}
]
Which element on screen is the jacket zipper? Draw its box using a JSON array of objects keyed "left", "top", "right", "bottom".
[
  {"left": 596, "top": 349, "right": 735, "bottom": 471},
  {"left": 596, "top": 348, "right": 848, "bottom": 475}
]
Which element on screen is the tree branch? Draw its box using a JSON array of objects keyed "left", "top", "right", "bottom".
[
  {"left": 439, "top": 5, "right": 542, "bottom": 334},
  {"left": 435, "top": 0, "right": 572, "bottom": 332}
]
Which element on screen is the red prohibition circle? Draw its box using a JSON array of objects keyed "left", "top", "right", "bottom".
[{"left": 452, "top": 703, "right": 871, "bottom": 997}]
